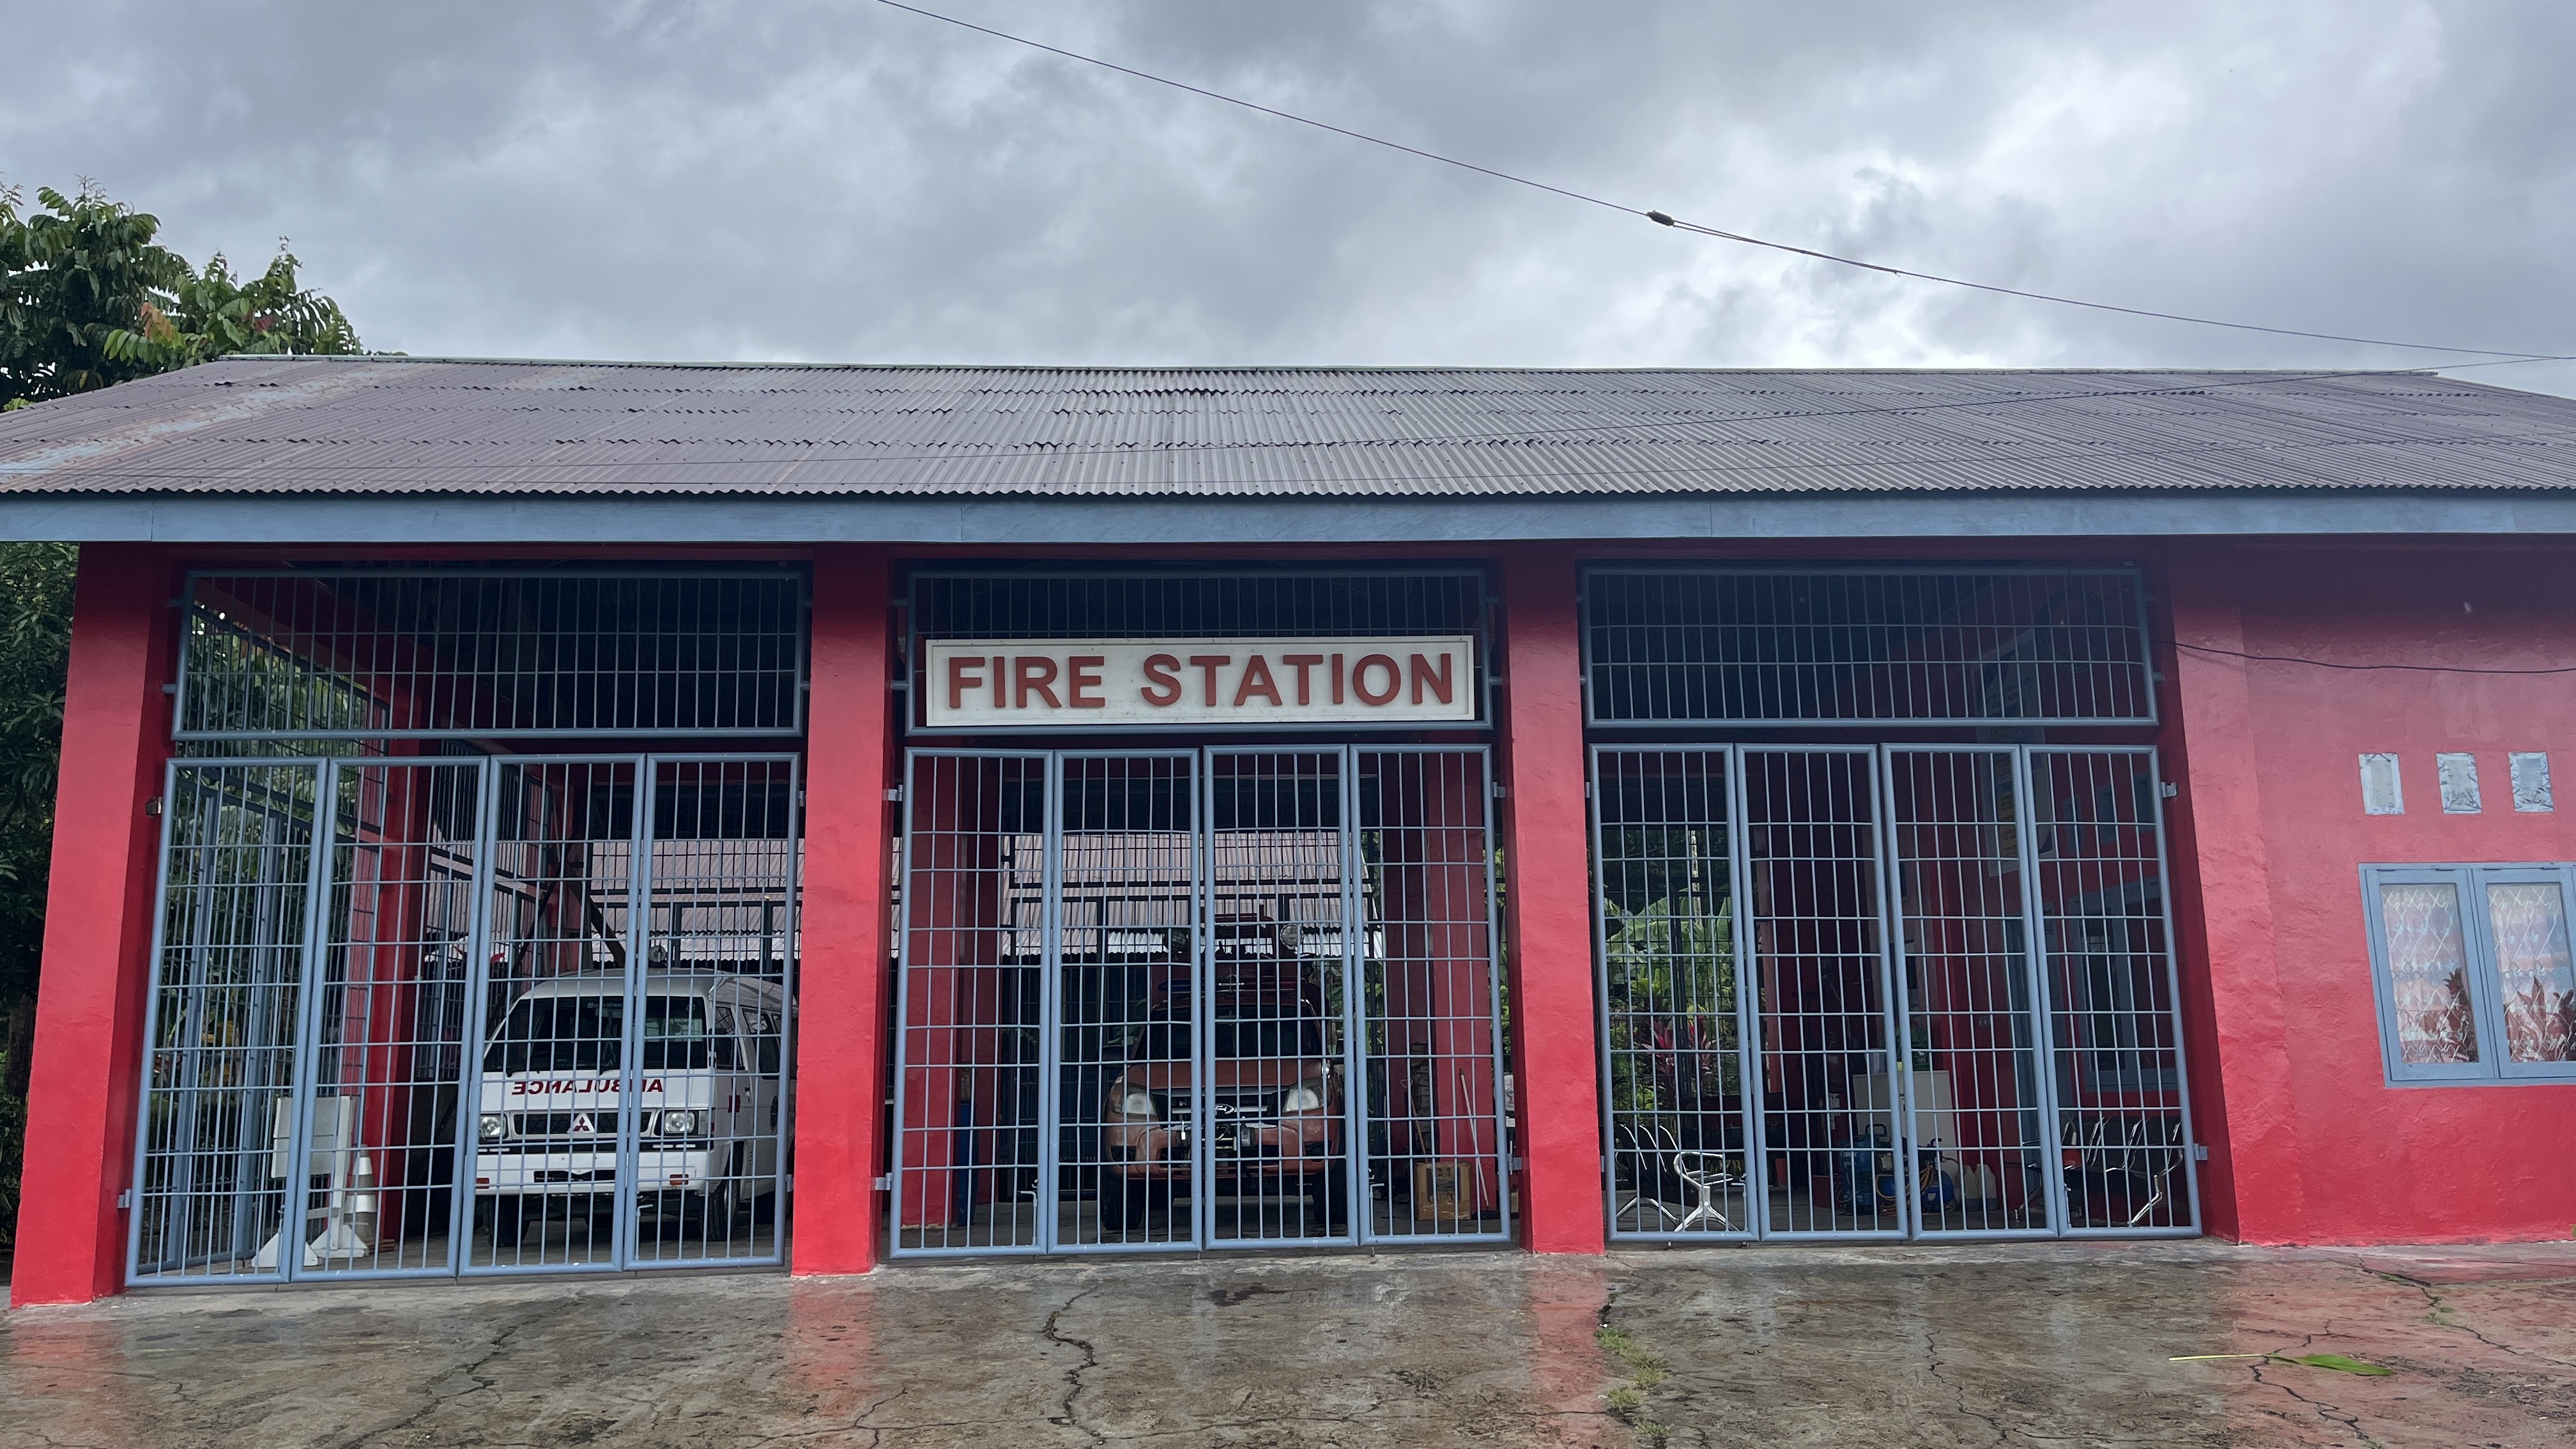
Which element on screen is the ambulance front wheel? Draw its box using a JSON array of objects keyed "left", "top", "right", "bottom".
[{"left": 487, "top": 1198, "right": 523, "bottom": 1247}]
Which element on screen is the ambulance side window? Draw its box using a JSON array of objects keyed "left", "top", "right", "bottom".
[
  {"left": 751, "top": 1011, "right": 782, "bottom": 1077},
  {"left": 710, "top": 1005, "right": 739, "bottom": 1070}
]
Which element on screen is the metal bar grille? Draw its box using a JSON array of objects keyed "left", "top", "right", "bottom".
[
  {"left": 289, "top": 758, "right": 487, "bottom": 1278},
  {"left": 1885, "top": 748, "right": 2056, "bottom": 1236},
  {"left": 178, "top": 571, "right": 808, "bottom": 740},
  {"left": 625, "top": 756, "right": 800, "bottom": 1266},
  {"left": 1584, "top": 567, "right": 2155, "bottom": 726},
  {"left": 1055, "top": 753, "right": 1197, "bottom": 1252},
  {"left": 891, "top": 751, "right": 1047, "bottom": 1254},
  {"left": 1586, "top": 742, "right": 2198, "bottom": 1242},
  {"left": 889, "top": 744, "right": 1507, "bottom": 1257},
  {"left": 1743, "top": 747, "right": 1905, "bottom": 1236},
  {"left": 2032, "top": 749, "right": 2197, "bottom": 1234},
  {"left": 129, "top": 762, "right": 325, "bottom": 1282},
  {"left": 130, "top": 751, "right": 806, "bottom": 1287},
  {"left": 466, "top": 760, "right": 641, "bottom": 1273},
  {"left": 1594, "top": 748, "right": 1754, "bottom": 1241},
  {"left": 1204, "top": 751, "right": 1353, "bottom": 1247},
  {"left": 910, "top": 569, "right": 1485, "bottom": 644},
  {"left": 1358, "top": 747, "right": 1510, "bottom": 1243}
]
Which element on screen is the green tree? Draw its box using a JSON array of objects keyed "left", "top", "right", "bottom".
[
  {"left": 0, "top": 543, "right": 76, "bottom": 1242},
  {"left": 1, "top": 180, "right": 360, "bottom": 409},
  {"left": 0, "top": 180, "right": 362, "bottom": 1245}
]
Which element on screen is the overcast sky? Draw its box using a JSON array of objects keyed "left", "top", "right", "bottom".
[{"left": 7, "top": 1, "right": 2572, "bottom": 394}]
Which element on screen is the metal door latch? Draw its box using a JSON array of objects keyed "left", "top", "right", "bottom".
[
  {"left": 873, "top": 1174, "right": 892, "bottom": 1191},
  {"left": 118, "top": 1189, "right": 133, "bottom": 1209},
  {"left": 2191, "top": 1144, "right": 2211, "bottom": 1161}
]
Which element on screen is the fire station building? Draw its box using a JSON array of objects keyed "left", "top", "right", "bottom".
[{"left": 6, "top": 358, "right": 2575, "bottom": 1304}]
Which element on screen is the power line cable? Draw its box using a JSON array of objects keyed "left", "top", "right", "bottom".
[
  {"left": 1651, "top": 215, "right": 2572, "bottom": 363},
  {"left": 2164, "top": 640, "right": 2576, "bottom": 676},
  {"left": 878, "top": 0, "right": 2573, "bottom": 366}
]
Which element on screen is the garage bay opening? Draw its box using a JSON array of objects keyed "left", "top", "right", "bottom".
[
  {"left": 890, "top": 745, "right": 1508, "bottom": 1257},
  {"left": 1588, "top": 567, "right": 2198, "bottom": 1241},
  {"left": 126, "top": 570, "right": 806, "bottom": 1284}
]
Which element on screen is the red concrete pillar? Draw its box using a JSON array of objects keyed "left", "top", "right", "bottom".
[
  {"left": 794, "top": 546, "right": 899, "bottom": 1273},
  {"left": 10, "top": 544, "right": 181, "bottom": 1303},
  {"left": 2159, "top": 549, "right": 2299, "bottom": 1242},
  {"left": 1495, "top": 547, "right": 1606, "bottom": 1252}
]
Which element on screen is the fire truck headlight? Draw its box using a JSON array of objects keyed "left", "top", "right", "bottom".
[
  {"left": 659, "top": 1110, "right": 699, "bottom": 1137},
  {"left": 1278, "top": 1085, "right": 1324, "bottom": 1114},
  {"left": 477, "top": 1114, "right": 507, "bottom": 1143},
  {"left": 1117, "top": 1090, "right": 1157, "bottom": 1119}
]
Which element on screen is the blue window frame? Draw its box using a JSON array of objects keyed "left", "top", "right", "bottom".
[{"left": 2361, "top": 863, "right": 2576, "bottom": 1085}]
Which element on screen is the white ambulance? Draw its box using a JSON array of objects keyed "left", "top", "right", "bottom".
[{"left": 472, "top": 970, "right": 788, "bottom": 1244}]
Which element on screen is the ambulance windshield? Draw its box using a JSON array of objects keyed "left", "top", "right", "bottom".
[{"left": 483, "top": 994, "right": 713, "bottom": 1073}]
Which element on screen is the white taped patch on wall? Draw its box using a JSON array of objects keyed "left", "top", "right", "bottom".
[
  {"left": 2511, "top": 753, "right": 2555, "bottom": 813},
  {"left": 2361, "top": 755, "right": 2405, "bottom": 816},
  {"left": 2437, "top": 754, "right": 2483, "bottom": 815}
]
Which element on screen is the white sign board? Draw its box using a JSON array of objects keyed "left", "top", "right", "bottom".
[{"left": 919, "top": 636, "right": 1478, "bottom": 729}]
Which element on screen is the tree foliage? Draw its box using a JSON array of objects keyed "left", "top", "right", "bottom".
[
  {"left": 1, "top": 180, "right": 361, "bottom": 410},
  {"left": 1605, "top": 896, "right": 1740, "bottom": 1113},
  {"left": 0, "top": 179, "right": 362, "bottom": 1243},
  {"left": 0, "top": 543, "right": 76, "bottom": 1241},
  {"left": 0, "top": 544, "right": 75, "bottom": 1015}
]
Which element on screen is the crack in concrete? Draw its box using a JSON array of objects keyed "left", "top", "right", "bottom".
[
  {"left": 732, "top": 1384, "right": 911, "bottom": 1449},
  {"left": 845, "top": 1383, "right": 912, "bottom": 1446},
  {"left": 1041, "top": 1286, "right": 1107, "bottom": 1443},
  {"left": 10, "top": 1425, "right": 123, "bottom": 1449},
  {"left": 328, "top": 1309, "right": 543, "bottom": 1449},
  {"left": 2248, "top": 1360, "right": 2384, "bottom": 1449},
  {"left": 2242, "top": 1333, "right": 2386, "bottom": 1449},
  {"left": 1595, "top": 1282, "right": 1675, "bottom": 1448},
  {"left": 2366, "top": 1268, "right": 2576, "bottom": 1372},
  {"left": 1916, "top": 1310, "right": 2011, "bottom": 1446}
]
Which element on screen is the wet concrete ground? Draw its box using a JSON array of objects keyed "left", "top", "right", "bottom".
[{"left": 4, "top": 1240, "right": 2573, "bottom": 1447}]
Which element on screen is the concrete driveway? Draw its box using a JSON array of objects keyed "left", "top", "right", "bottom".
[{"left": 5, "top": 1241, "right": 2572, "bottom": 1447}]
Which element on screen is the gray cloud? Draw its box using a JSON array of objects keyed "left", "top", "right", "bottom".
[{"left": 6, "top": 1, "right": 2571, "bottom": 395}]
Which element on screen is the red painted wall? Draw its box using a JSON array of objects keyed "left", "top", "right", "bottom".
[{"left": 2166, "top": 541, "right": 2576, "bottom": 1244}]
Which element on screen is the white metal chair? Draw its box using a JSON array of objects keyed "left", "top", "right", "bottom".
[
  {"left": 2061, "top": 1112, "right": 2188, "bottom": 1228},
  {"left": 2118, "top": 1116, "right": 2188, "bottom": 1227},
  {"left": 1668, "top": 1145, "right": 1744, "bottom": 1233},
  {"left": 1613, "top": 1121, "right": 1683, "bottom": 1229},
  {"left": 1615, "top": 1120, "right": 1743, "bottom": 1233}
]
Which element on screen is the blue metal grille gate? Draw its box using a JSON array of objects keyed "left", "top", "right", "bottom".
[
  {"left": 891, "top": 745, "right": 1511, "bottom": 1255},
  {"left": 127, "top": 753, "right": 800, "bottom": 1284},
  {"left": 1595, "top": 743, "right": 2198, "bottom": 1242}
]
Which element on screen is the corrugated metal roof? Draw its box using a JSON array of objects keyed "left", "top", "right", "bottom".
[{"left": 4, "top": 356, "right": 2575, "bottom": 498}]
